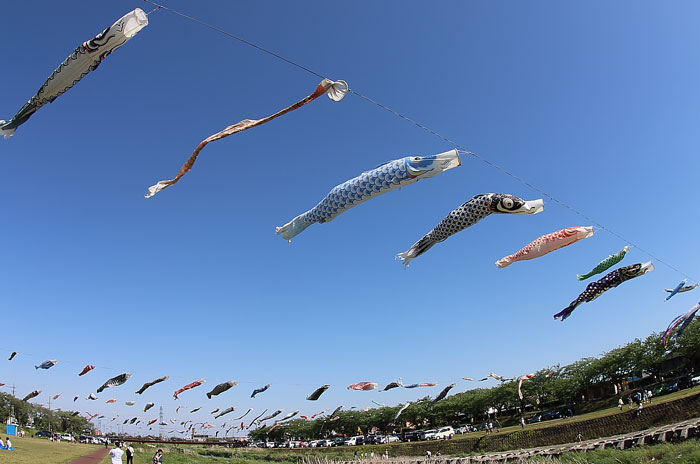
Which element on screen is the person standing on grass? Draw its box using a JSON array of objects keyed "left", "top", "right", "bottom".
[
  {"left": 153, "top": 448, "right": 164, "bottom": 463},
  {"left": 126, "top": 443, "right": 135, "bottom": 464},
  {"left": 109, "top": 442, "right": 124, "bottom": 464}
]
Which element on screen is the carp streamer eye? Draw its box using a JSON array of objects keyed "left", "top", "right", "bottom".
[
  {"left": 502, "top": 197, "right": 514, "bottom": 209},
  {"left": 410, "top": 156, "right": 422, "bottom": 162}
]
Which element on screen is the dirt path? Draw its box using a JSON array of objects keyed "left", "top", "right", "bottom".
[{"left": 67, "top": 447, "right": 108, "bottom": 463}]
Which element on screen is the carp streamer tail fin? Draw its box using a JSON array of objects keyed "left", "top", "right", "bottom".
[
  {"left": 553, "top": 301, "right": 579, "bottom": 321},
  {"left": 0, "top": 122, "right": 15, "bottom": 139},
  {"left": 396, "top": 235, "right": 436, "bottom": 266}
]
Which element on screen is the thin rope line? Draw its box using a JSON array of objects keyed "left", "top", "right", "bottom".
[
  {"left": 141, "top": 0, "right": 696, "bottom": 283},
  {"left": 350, "top": 94, "right": 696, "bottom": 282},
  {"left": 142, "top": 0, "right": 325, "bottom": 80}
]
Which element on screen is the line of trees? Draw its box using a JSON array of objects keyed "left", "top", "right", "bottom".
[
  {"left": 250, "top": 322, "right": 700, "bottom": 442},
  {"left": 0, "top": 392, "right": 94, "bottom": 436}
]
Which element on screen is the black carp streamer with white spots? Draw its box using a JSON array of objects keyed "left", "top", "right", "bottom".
[
  {"left": 397, "top": 193, "right": 543, "bottom": 265},
  {"left": 554, "top": 262, "right": 654, "bottom": 321}
]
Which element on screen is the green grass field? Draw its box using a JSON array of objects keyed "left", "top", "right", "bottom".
[
  {"left": 529, "top": 438, "right": 700, "bottom": 464},
  {"left": 0, "top": 435, "right": 103, "bottom": 464},
  {"left": 6, "top": 386, "right": 700, "bottom": 463}
]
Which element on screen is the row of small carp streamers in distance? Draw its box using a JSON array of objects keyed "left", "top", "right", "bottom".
[
  {"left": 11, "top": 368, "right": 526, "bottom": 434},
  {"left": 1, "top": 8, "right": 696, "bottom": 321},
  {"left": 9, "top": 302, "right": 700, "bottom": 436}
]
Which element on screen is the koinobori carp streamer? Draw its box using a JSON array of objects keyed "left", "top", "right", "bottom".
[
  {"left": 97, "top": 373, "right": 131, "bottom": 393},
  {"left": 577, "top": 246, "right": 630, "bottom": 280},
  {"left": 136, "top": 375, "right": 169, "bottom": 394},
  {"left": 277, "top": 150, "right": 461, "bottom": 241},
  {"left": 347, "top": 382, "right": 379, "bottom": 391},
  {"left": 22, "top": 390, "right": 41, "bottom": 401},
  {"left": 306, "top": 384, "right": 330, "bottom": 401},
  {"left": 397, "top": 193, "right": 543, "bottom": 265},
  {"left": 206, "top": 380, "right": 237, "bottom": 399},
  {"left": 430, "top": 383, "right": 455, "bottom": 405},
  {"left": 554, "top": 262, "right": 654, "bottom": 321},
  {"left": 174, "top": 379, "right": 205, "bottom": 399},
  {"left": 251, "top": 384, "right": 270, "bottom": 398},
  {"left": 496, "top": 226, "right": 594, "bottom": 268},
  {"left": 146, "top": 79, "right": 348, "bottom": 198},
  {"left": 0, "top": 9, "right": 148, "bottom": 139},
  {"left": 78, "top": 365, "right": 95, "bottom": 376},
  {"left": 662, "top": 302, "right": 700, "bottom": 348}
]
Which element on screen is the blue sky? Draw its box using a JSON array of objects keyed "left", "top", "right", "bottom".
[{"left": 1, "top": 0, "right": 699, "bottom": 436}]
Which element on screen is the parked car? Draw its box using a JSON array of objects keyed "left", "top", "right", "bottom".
[
  {"left": 35, "top": 431, "right": 51, "bottom": 438},
  {"left": 386, "top": 435, "right": 400, "bottom": 443},
  {"left": 401, "top": 430, "right": 420, "bottom": 442},
  {"left": 344, "top": 435, "right": 363, "bottom": 446},
  {"left": 435, "top": 426, "right": 454, "bottom": 440},
  {"left": 666, "top": 381, "right": 680, "bottom": 393},
  {"left": 332, "top": 437, "right": 346, "bottom": 446},
  {"left": 308, "top": 440, "right": 320, "bottom": 448},
  {"left": 418, "top": 429, "right": 437, "bottom": 440}
]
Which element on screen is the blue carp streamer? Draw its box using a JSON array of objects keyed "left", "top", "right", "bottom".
[
  {"left": 276, "top": 150, "right": 461, "bottom": 240},
  {"left": 662, "top": 302, "right": 700, "bottom": 348}
]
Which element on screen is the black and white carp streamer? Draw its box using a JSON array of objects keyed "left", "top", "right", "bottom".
[
  {"left": 206, "top": 380, "right": 238, "bottom": 399},
  {"left": 0, "top": 9, "right": 148, "bottom": 139},
  {"left": 136, "top": 375, "right": 169, "bottom": 394},
  {"left": 397, "top": 193, "right": 543, "bottom": 265},
  {"left": 430, "top": 382, "right": 455, "bottom": 405},
  {"left": 22, "top": 390, "right": 41, "bottom": 402},
  {"left": 306, "top": 384, "right": 330, "bottom": 400},
  {"left": 251, "top": 384, "right": 270, "bottom": 398},
  {"left": 97, "top": 373, "right": 131, "bottom": 393}
]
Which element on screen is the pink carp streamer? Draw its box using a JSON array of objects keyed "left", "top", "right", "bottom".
[
  {"left": 146, "top": 79, "right": 347, "bottom": 198},
  {"left": 496, "top": 226, "right": 594, "bottom": 268},
  {"left": 518, "top": 374, "right": 534, "bottom": 400},
  {"left": 347, "top": 382, "right": 379, "bottom": 391}
]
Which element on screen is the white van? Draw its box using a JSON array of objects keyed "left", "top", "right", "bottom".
[{"left": 344, "top": 435, "right": 363, "bottom": 446}]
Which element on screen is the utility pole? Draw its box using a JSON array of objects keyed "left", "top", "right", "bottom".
[
  {"left": 48, "top": 395, "right": 52, "bottom": 438},
  {"left": 159, "top": 406, "right": 164, "bottom": 439}
]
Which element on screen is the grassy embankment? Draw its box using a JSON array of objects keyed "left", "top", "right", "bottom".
[
  {"left": 0, "top": 435, "right": 103, "bottom": 464},
  {"left": 8, "top": 386, "right": 700, "bottom": 463},
  {"left": 131, "top": 438, "right": 700, "bottom": 464}
]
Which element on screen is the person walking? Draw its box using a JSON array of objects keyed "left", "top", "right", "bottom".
[
  {"left": 153, "top": 448, "right": 164, "bottom": 463},
  {"left": 126, "top": 443, "right": 135, "bottom": 464},
  {"left": 618, "top": 398, "right": 624, "bottom": 410},
  {"left": 109, "top": 442, "right": 124, "bottom": 464}
]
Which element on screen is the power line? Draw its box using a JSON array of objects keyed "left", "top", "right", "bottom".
[{"left": 141, "top": 1, "right": 696, "bottom": 283}]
